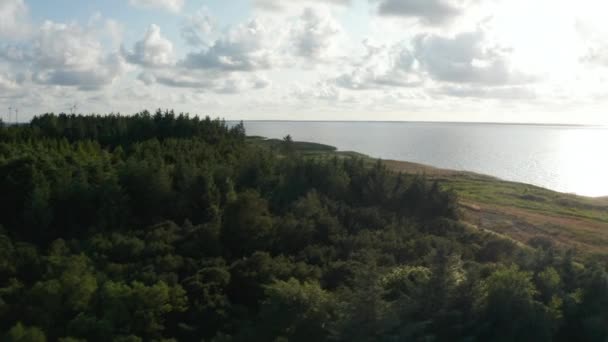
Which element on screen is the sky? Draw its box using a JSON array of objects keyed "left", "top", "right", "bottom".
[{"left": 1, "top": 0, "right": 608, "bottom": 123}]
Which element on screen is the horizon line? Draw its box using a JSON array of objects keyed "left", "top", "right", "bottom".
[
  {"left": 4, "top": 116, "right": 607, "bottom": 128},
  {"left": 231, "top": 119, "right": 606, "bottom": 127}
]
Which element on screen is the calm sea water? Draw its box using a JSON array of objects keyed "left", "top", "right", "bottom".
[{"left": 242, "top": 121, "right": 608, "bottom": 197}]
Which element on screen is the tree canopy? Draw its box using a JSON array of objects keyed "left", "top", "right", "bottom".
[{"left": 0, "top": 111, "right": 606, "bottom": 341}]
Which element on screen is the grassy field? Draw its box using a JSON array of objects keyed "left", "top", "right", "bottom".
[
  {"left": 253, "top": 137, "right": 608, "bottom": 256},
  {"left": 382, "top": 159, "right": 608, "bottom": 254}
]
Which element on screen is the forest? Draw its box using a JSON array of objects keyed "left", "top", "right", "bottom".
[{"left": 0, "top": 111, "right": 607, "bottom": 341}]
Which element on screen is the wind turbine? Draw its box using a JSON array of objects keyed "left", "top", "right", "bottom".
[
  {"left": 7, "top": 106, "right": 11, "bottom": 124},
  {"left": 15, "top": 108, "right": 18, "bottom": 124}
]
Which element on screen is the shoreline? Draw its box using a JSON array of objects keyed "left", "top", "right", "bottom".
[
  {"left": 254, "top": 136, "right": 608, "bottom": 255},
  {"left": 381, "top": 157, "right": 608, "bottom": 255},
  {"left": 381, "top": 158, "right": 608, "bottom": 200}
]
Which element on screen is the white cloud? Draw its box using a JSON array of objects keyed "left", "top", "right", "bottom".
[
  {"left": 255, "top": 0, "right": 351, "bottom": 11},
  {"left": 331, "top": 26, "right": 537, "bottom": 100},
  {"left": 138, "top": 70, "right": 212, "bottom": 88},
  {"left": 582, "top": 47, "right": 608, "bottom": 66},
  {"left": 292, "top": 81, "right": 343, "bottom": 101},
  {"left": 334, "top": 40, "right": 422, "bottom": 90},
  {"left": 579, "top": 20, "right": 608, "bottom": 68},
  {"left": 181, "top": 9, "right": 215, "bottom": 47},
  {"left": 34, "top": 21, "right": 104, "bottom": 69},
  {"left": 7, "top": 21, "right": 129, "bottom": 91},
  {"left": 128, "top": 0, "right": 184, "bottom": 13},
  {"left": 133, "top": 14, "right": 284, "bottom": 92},
  {"left": 0, "top": 73, "right": 19, "bottom": 91},
  {"left": 139, "top": 68, "right": 270, "bottom": 93},
  {"left": 181, "top": 18, "right": 278, "bottom": 71},
  {"left": 413, "top": 30, "right": 534, "bottom": 85},
  {"left": 104, "top": 19, "right": 125, "bottom": 48},
  {"left": 137, "top": 71, "right": 157, "bottom": 85},
  {"left": 178, "top": 6, "right": 346, "bottom": 72},
  {"left": 217, "top": 75, "right": 271, "bottom": 93},
  {"left": 3, "top": 0, "right": 608, "bottom": 123},
  {"left": 0, "top": 0, "right": 30, "bottom": 39},
  {"left": 437, "top": 85, "right": 536, "bottom": 99},
  {"left": 374, "top": 0, "right": 474, "bottom": 25},
  {"left": 31, "top": 56, "right": 126, "bottom": 91},
  {"left": 123, "top": 24, "right": 175, "bottom": 68},
  {"left": 575, "top": 2, "right": 608, "bottom": 68},
  {"left": 290, "top": 7, "right": 342, "bottom": 61},
  {"left": 0, "top": 44, "right": 30, "bottom": 62}
]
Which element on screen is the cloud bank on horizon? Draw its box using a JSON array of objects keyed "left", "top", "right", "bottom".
[{"left": 1, "top": 0, "right": 608, "bottom": 123}]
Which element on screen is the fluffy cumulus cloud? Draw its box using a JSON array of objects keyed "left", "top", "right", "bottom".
[
  {"left": 290, "top": 7, "right": 342, "bottom": 61},
  {"left": 132, "top": 13, "right": 295, "bottom": 92},
  {"left": 181, "top": 18, "right": 277, "bottom": 71},
  {"left": 155, "top": 6, "right": 346, "bottom": 91},
  {"left": 0, "top": 19, "right": 128, "bottom": 92},
  {"left": 374, "top": 0, "right": 472, "bottom": 25},
  {"left": 335, "top": 40, "right": 422, "bottom": 90},
  {"left": 413, "top": 30, "right": 534, "bottom": 85},
  {"left": 28, "top": 21, "right": 127, "bottom": 90},
  {"left": 181, "top": 9, "right": 215, "bottom": 47},
  {"left": 0, "top": 0, "right": 30, "bottom": 38},
  {"left": 128, "top": 0, "right": 184, "bottom": 13},
  {"left": 0, "top": 73, "right": 20, "bottom": 92},
  {"left": 4, "top": 0, "right": 608, "bottom": 122},
  {"left": 333, "top": 28, "right": 535, "bottom": 92},
  {"left": 291, "top": 81, "right": 343, "bottom": 102},
  {"left": 331, "top": 23, "right": 541, "bottom": 102},
  {"left": 123, "top": 24, "right": 175, "bottom": 68},
  {"left": 179, "top": 5, "right": 358, "bottom": 72}
]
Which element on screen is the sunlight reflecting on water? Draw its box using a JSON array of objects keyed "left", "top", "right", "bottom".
[
  {"left": 241, "top": 122, "right": 608, "bottom": 197},
  {"left": 555, "top": 128, "right": 608, "bottom": 197}
]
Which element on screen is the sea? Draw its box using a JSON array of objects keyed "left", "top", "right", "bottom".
[{"left": 241, "top": 121, "right": 608, "bottom": 197}]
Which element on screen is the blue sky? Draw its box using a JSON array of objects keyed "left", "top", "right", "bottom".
[
  {"left": 27, "top": 0, "right": 250, "bottom": 26},
  {"left": 25, "top": 0, "right": 251, "bottom": 53},
  {"left": 2, "top": 0, "right": 608, "bottom": 123}
]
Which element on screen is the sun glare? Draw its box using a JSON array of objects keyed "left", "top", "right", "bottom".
[
  {"left": 557, "top": 128, "right": 608, "bottom": 197},
  {"left": 488, "top": 0, "right": 583, "bottom": 79}
]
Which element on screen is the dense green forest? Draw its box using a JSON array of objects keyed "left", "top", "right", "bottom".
[{"left": 0, "top": 111, "right": 607, "bottom": 341}]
